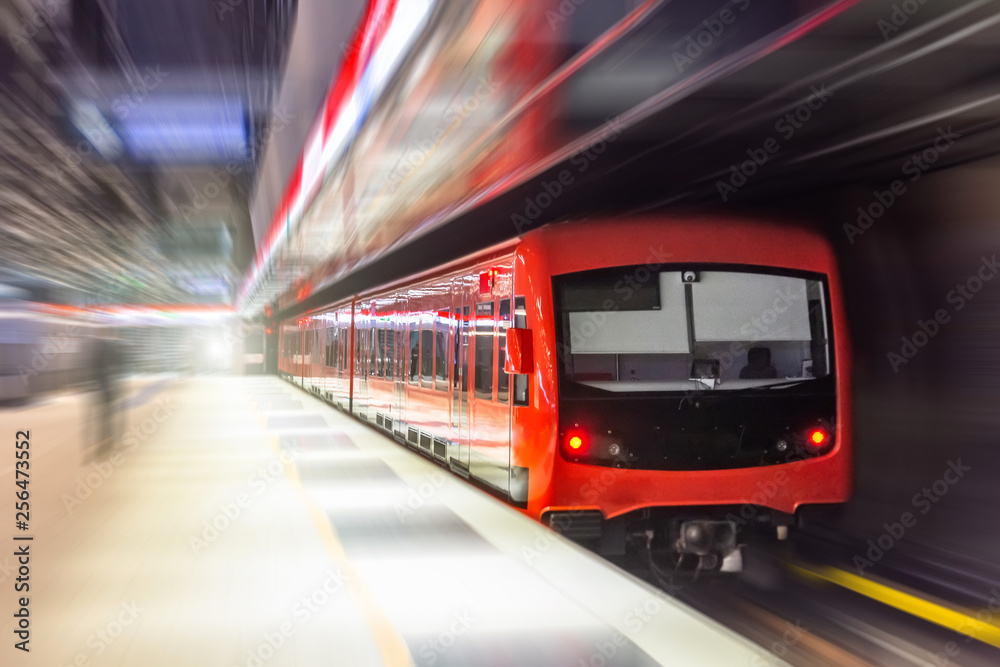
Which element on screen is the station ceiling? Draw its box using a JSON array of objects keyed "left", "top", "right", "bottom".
[{"left": 0, "top": 0, "right": 295, "bottom": 303}]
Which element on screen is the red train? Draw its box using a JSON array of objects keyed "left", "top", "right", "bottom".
[{"left": 278, "top": 216, "right": 851, "bottom": 572}]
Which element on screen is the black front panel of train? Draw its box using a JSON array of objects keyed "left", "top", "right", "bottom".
[{"left": 558, "top": 379, "right": 836, "bottom": 471}]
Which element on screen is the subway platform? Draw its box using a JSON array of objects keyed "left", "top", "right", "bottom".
[{"left": 0, "top": 375, "right": 777, "bottom": 666}]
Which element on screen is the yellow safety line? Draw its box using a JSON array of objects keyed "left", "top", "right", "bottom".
[
  {"left": 789, "top": 564, "right": 1000, "bottom": 648},
  {"left": 250, "top": 386, "right": 414, "bottom": 667}
]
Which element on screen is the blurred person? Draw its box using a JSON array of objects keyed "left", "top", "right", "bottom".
[{"left": 91, "top": 328, "right": 125, "bottom": 458}]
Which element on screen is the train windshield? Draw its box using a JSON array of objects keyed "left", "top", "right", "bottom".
[{"left": 555, "top": 267, "right": 832, "bottom": 394}]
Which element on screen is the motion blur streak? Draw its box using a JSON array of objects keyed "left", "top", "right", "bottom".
[
  {"left": 5, "top": 0, "right": 1000, "bottom": 665},
  {"left": 791, "top": 564, "right": 1000, "bottom": 648}
]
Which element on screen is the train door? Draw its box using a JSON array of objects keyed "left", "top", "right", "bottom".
[
  {"left": 309, "top": 321, "right": 322, "bottom": 392},
  {"left": 469, "top": 265, "right": 513, "bottom": 497},
  {"left": 450, "top": 277, "right": 472, "bottom": 474},
  {"left": 297, "top": 322, "right": 305, "bottom": 386},
  {"left": 354, "top": 303, "right": 369, "bottom": 419},
  {"left": 393, "top": 294, "right": 406, "bottom": 442},
  {"left": 403, "top": 295, "right": 421, "bottom": 449}
]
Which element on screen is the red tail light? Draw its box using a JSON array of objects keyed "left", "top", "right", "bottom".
[
  {"left": 565, "top": 433, "right": 588, "bottom": 456},
  {"left": 804, "top": 427, "right": 831, "bottom": 453}
]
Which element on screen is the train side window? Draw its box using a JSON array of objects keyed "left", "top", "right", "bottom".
[
  {"left": 355, "top": 325, "right": 362, "bottom": 375},
  {"left": 420, "top": 325, "right": 433, "bottom": 387},
  {"left": 331, "top": 326, "right": 338, "bottom": 368},
  {"left": 376, "top": 326, "right": 385, "bottom": 378},
  {"left": 331, "top": 326, "right": 338, "bottom": 370},
  {"left": 336, "top": 326, "right": 343, "bottom": 371},
  {"left": 335, "top": 325, "right": 341, "bottom": 368},
  {"left": 343, "top": 325, "right": 349, "bottom": 372},
  {"left": 497, "top": 298, "right": 510, "bottom": 402},
  {"left": 385, "top": 329, "right": 395, "bottom": 380},
  {"left": 435, "top": 321, "right": 448, "bottom": 391},
  {"left": 513, "top": 296, "right": 529, "bottom": 406},
  {"left": 367, "top": 326, "right": 375, "bottom": 376},
  {"left": 474, "top": 302, "right": 494, "bottom": 400},
  {"left": 408, "top": 326, "right": 419, "bottom": 384}
]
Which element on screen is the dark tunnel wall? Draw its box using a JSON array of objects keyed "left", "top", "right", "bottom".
[{"left": 807, "top": 156, "right": 1000, "bottom": 589}]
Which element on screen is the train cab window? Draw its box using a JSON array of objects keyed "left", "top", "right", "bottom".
[
  {"left": 434, "top": 320, "right": 448, "bottom": 391},
  {"left": 497, "top": 299, "right": 510, "bottom": 402},
  {"left": 408, "top": 327, "right": 420, "bottom": 384},
  {"left": 474, "top": 302, "right": 494, "bottom": 400},
  {"left": 513, "top": 296, "right": 529, "bottom": 406},
  {"left": 555, "top": 268, "right": 832, "bottom": 393},
  {"left": 385, "top": 329, "right": 395, "bottom": 380},
  {"left": 420, "top": 326, "right": 433, "bottom": 387}
]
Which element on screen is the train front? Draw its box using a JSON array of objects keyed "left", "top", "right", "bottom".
[{"left": 520, "top": 217, "right": 852, "bottom": 573}]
